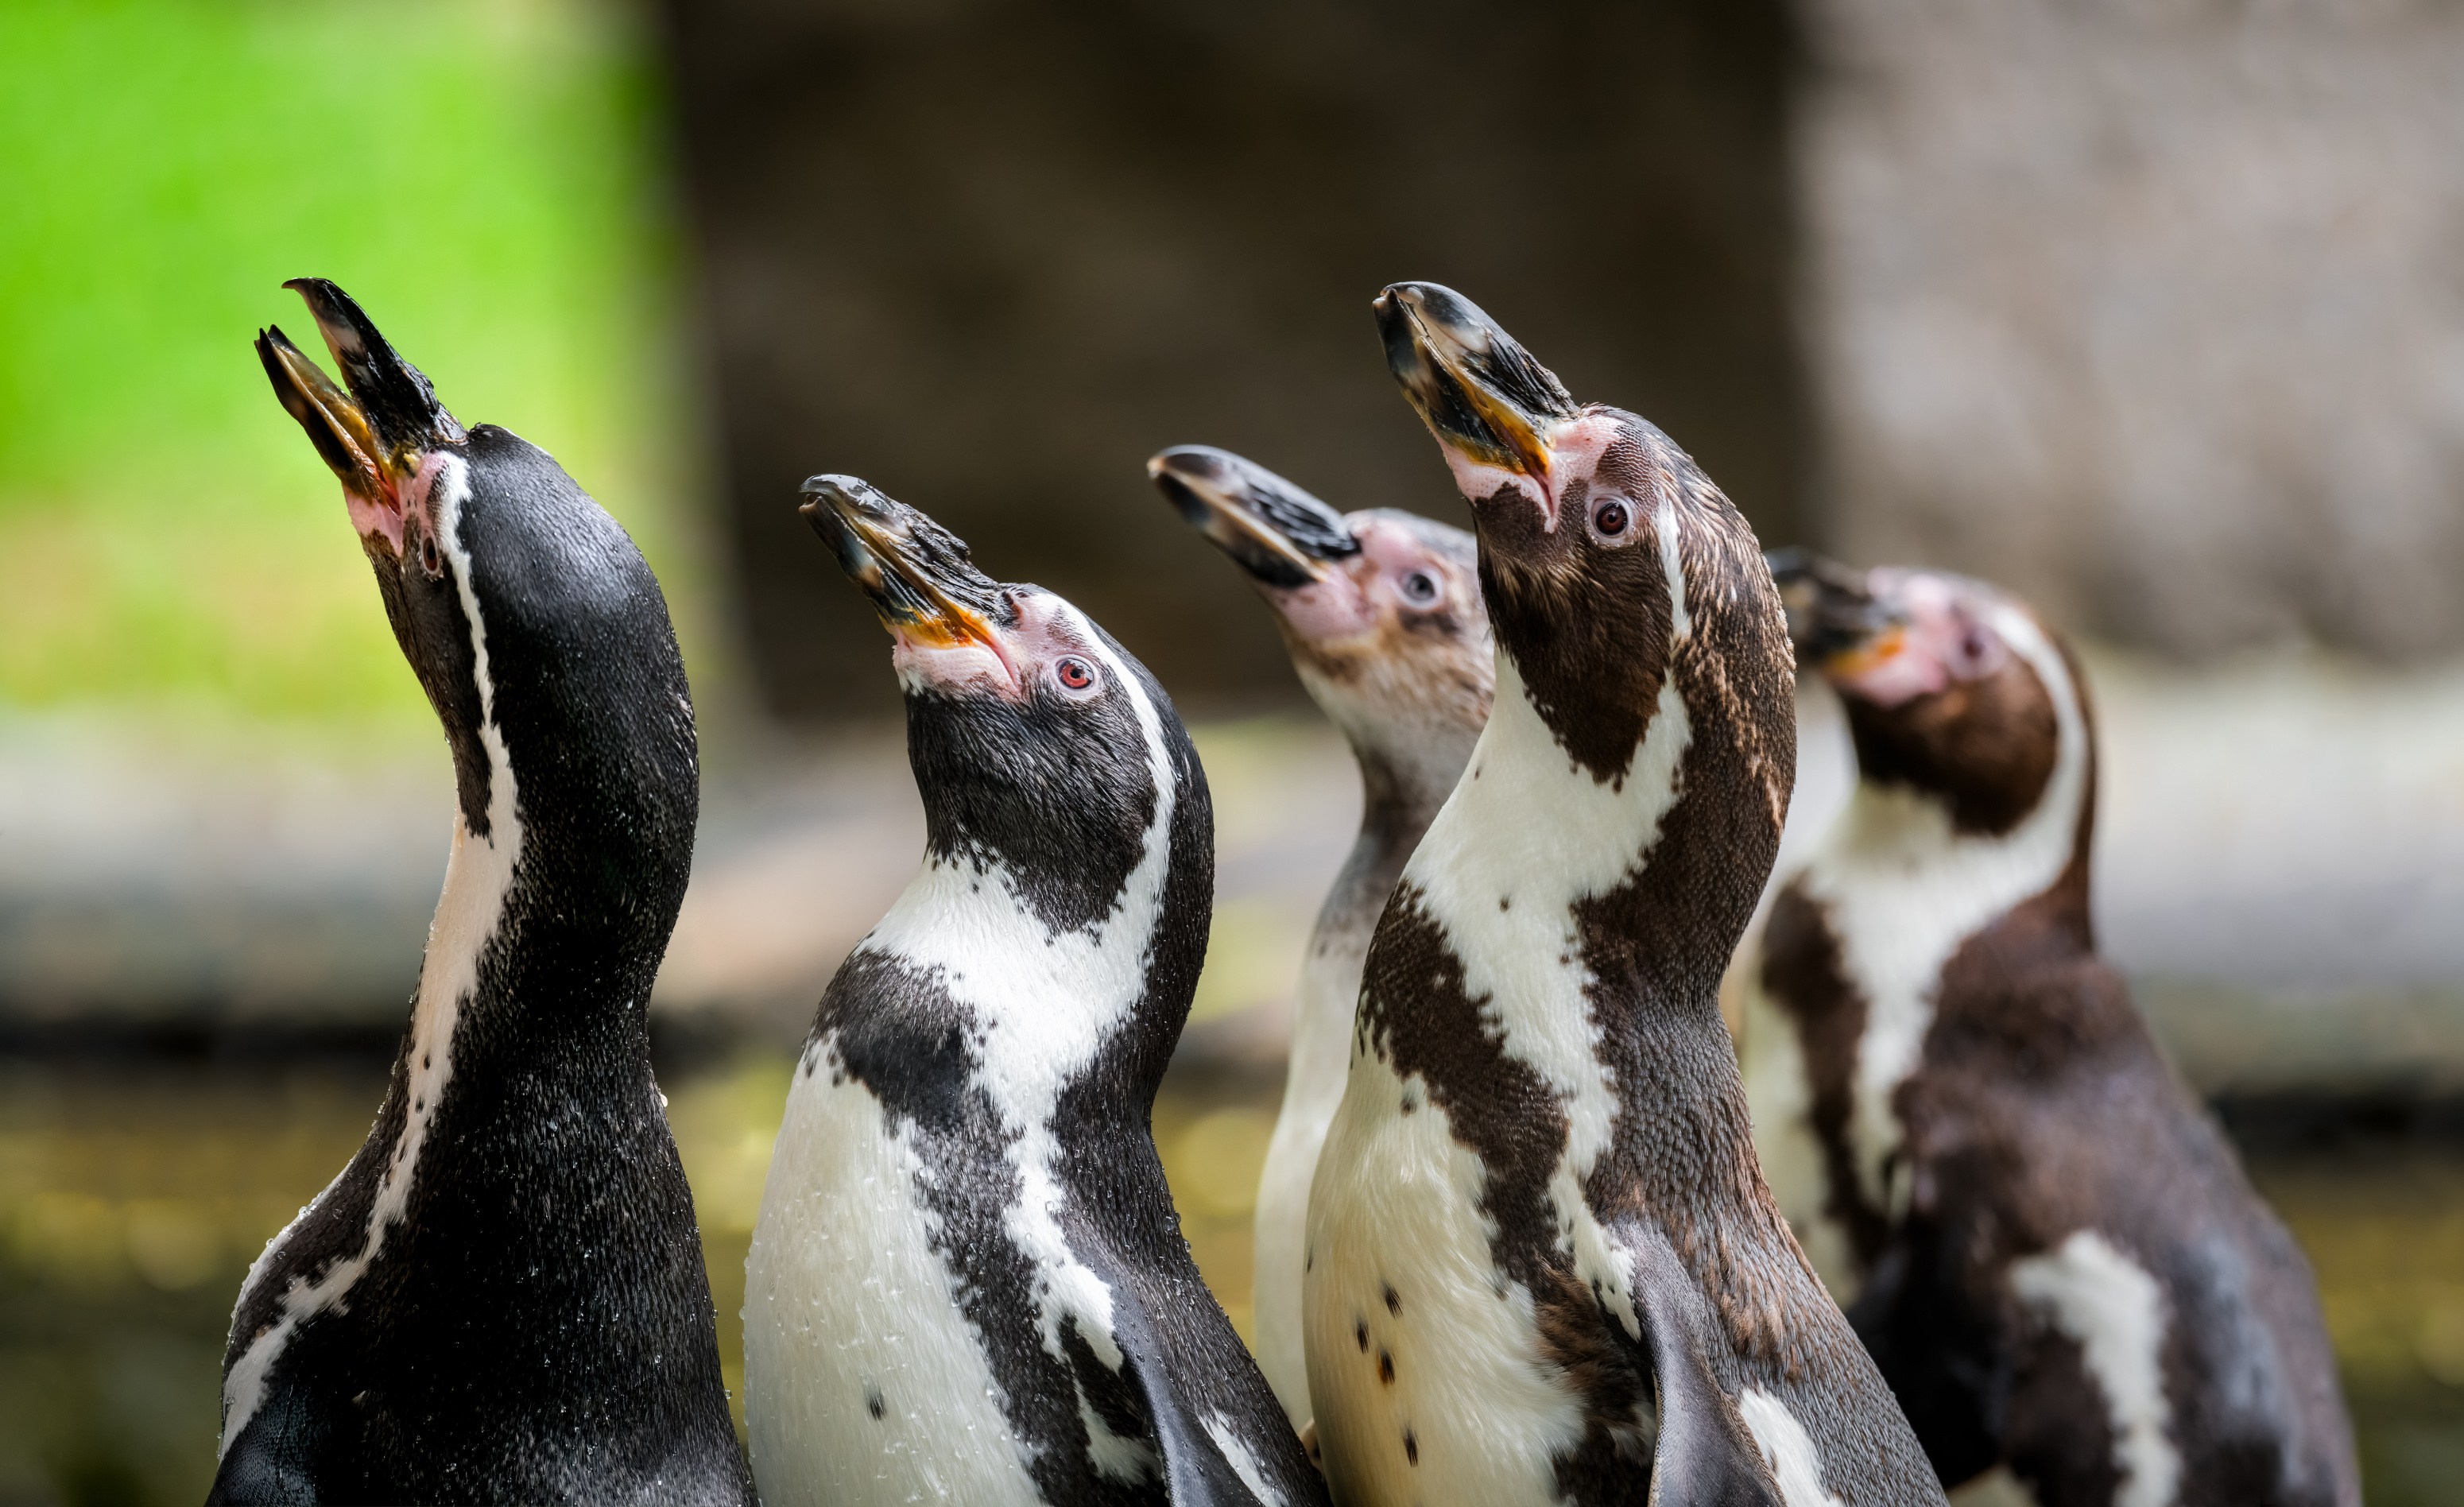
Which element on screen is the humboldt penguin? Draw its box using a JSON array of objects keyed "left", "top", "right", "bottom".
[
  {"left": 1742, "top": 555, "right": 2358, "bottom": 1506},
  {"left": 742, "top": 476, "right": 1328, "bottom": 1507},
  {"left": 217, "top": 281, "right": 750, "bottom": 1504},
  {"left": 1149, "top": 444, "right": 1494, "bottom": 1427},
  {"left": 1302, "top": 282, "right": 1948, "bottom": 1507}
]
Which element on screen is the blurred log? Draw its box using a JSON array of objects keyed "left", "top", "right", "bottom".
[{"left": 655, "top": 0, "right": 1807, "bottom": 721}]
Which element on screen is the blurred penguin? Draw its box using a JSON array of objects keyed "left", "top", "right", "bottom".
[
  {"left": 1150, "top": 444, "right": 1492, "bottom": 1427},
  {"left": 1742, "top": 552, "right": 2359, "bottom": 1506}
]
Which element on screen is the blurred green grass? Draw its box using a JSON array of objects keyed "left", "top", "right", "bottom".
[{"left": 0, "top": 0, "right": 704, "bottom": 722}]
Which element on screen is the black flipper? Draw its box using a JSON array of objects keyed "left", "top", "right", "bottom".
[
  {"left": 1106, "top": 1280, "right": 1288, "bottom": 1505},
  {"left": 1616, "top": 1225, "right": 1784, "bottom": 1507},
  {"left": 1071, "top": 1235, "right": 1327, "bottom": 1506},
  {"left": 203, "top": 1385, "right": 331, "bottom": 1506},
  {"left": 1847, "top": 1222, "right": 2006, "bottom": 1488}
]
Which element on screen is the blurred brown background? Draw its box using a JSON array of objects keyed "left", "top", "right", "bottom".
[{"left": 657, "top": 0, "right": 1807, "bottom": 719}]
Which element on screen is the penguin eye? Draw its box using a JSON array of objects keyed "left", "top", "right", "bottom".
[
  {"left": 1399, "top": 571, "right": 1440, "bottom": 606},
  {"left": 1955, "top": 622, "right": 2003, "bottom": 674},
  {"left": 1588, "top": 496, "right": 1633, "bottom": 543},
  {"left": 1054, "top": 657, "right": 1098, "bottom": 693},
  {"left": 417, "top": 535, "right": 443, "bottom": 578}
]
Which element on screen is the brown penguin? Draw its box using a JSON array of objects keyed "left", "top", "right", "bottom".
[
  {"left": 1742, "top": 553, "right": 2359, "bottom": 1506},
  {"left": 1303, "top": 284, "right": 1948, "bottom": 1507},
  {"left": 1149, "top": 444, "right": 1494, "bottom": 1427}
]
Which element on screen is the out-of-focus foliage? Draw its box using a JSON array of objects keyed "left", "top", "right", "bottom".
[{"left": 0, "top": 0, "right": 695, "bottom": 719}]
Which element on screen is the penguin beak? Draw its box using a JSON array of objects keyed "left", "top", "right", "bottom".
[
  {"left": 255, "top": 278, "right": 465, "bottom": 554},
  {"left": 1375, "top": 281, "right": 1579, "bottom": 489},
  {"left": 1766, "top": 548, "right": 1907, "bottom": 673},
  {"left": 800, "top": 475, "right": 1006, "bottom": 655},
  {"left": 1147, "top": 446, "right": 1359, "bottom": 589}
]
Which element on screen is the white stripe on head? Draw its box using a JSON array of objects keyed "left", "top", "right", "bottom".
[
  {"left": 219, "top": 455, "right": 524, "bottom": 1453},
  {"left": 2010, "top": 1231, "right": 2178, "bottom": 1507},
  {"left": 1738, "top": 1389, "right": 1848, "bottom": 1507},
  {"left": 1800, "top": 601, "right": 2088, "bottom": 1221},
  {"left": 1657, "top": 495, "right": 1691, "bottom": 640},
  {"left": 855, "top": 600, "right": 1179, "bottom": 1378}
]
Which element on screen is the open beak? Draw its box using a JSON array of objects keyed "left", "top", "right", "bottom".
[
  {"left": 1147, "top": 446, "right": 1358, "bottom": 589},
  {"left": 254, "top": 279, "right": 464, "bottom": 548},
  {"left": 800, "top": 475, "right": 1005, "bottom": 652},
  {"left": 1374, "top": 282, "right": 1578, "bottom": 486},
  {"left": 1766, "top": 548, "right": 1905, "bottom": 672}
]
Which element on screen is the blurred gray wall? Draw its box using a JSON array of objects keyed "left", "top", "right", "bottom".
[
  {"left": 657, "top": 0, "right": 1807, "bottom": 721},
  {"left": 1802, "top": 0, "right": 2464, "bottom": 658}
]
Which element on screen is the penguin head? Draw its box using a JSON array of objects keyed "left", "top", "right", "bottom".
[
  {"left": 256, "top": 279, "right": 694, "bottom": 873},
  {"left": 1374, "top": 281, "right": 1792, "bottom": 784},
  {"left": 804, "top": 475, "right": 1207, "bottom": 936},
  {"left": 1772, "top": 551, "right": 2080, "bottom": 838},
  {"left": 1147, "top": 444, "right": 1492, "bottom": 807}
]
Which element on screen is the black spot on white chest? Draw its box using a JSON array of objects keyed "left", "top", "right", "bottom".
[{"left": 780, "top": 953, "right": 1176, "bottom": 1504}]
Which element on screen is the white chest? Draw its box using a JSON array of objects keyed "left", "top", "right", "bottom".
[
  {"left": 1300, "top": 571, "right": 1698, "bottom": 1503},
  {"left": 743, "top": 1050, "right": 1041, "bottom": 1507},
  {"left": 1304, "top": 1052, "right": 1593, "bottom": 1507}
]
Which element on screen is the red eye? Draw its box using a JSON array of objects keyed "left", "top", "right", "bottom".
[
  {"left": 419, "top": 535, "right": 442, "bottom": 575},
  {"left": 1590, "top": 498, "right": 1630, "bottom": 538},
  {"left": 1056, "top": 657, "right": 1095, "bottom": 691}
]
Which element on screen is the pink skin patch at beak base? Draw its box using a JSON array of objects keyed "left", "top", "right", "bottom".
[
  {"left": 1259, "top": 517, "right": 1454, "bottom": 646},
  {"left": 887, "top": 591, "right": 1091, "bottom": 702},
  {"left": 1824, "top": 574, "right": 2006, "bottom": 708},
  {"left": 891, "top": 632, "right": 1016, "bottom": 699},
  {"left": 1262, "top": 570, "right": 1370, "bottom": 645},
  {"left": 345, "top": 450, "right": 445, "bottom": 559},
  {"left": 1435, "top": 411, "right": 1621, "bottom": 531}
]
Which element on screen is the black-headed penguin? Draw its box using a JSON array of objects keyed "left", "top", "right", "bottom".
[
  {"left": 215, "top": 281, "right": 750, "bottom": 1505},
  {"left": 742, "top": 476, "right": 1328, "bottom": 1507}
]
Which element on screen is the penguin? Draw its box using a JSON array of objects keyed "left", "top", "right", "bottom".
[
  {"left": 1741, "top": 554, "right": 2360, "bottom": 1507},
  {"left": 217, "top": 281, "right": 751, "bottom": 1504},
  {"left": 1149, "top": 444, "right": 1495, "bottom": 1428},
  {"left": 1301, "top": 282, "right": 1950, "bottom": 1507},
  {"left": 741, "top": 476, "right": 1330, "bottom": 1507}
]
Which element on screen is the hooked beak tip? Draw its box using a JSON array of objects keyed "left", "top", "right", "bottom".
[
  {"left": 1373, "top": 281, "right": 1573, "bottom": 487},
  {"left": 799, "top": 475, "right": 1004, "bottom": 655},
  {"left": 1147, "top": 446, "right": 1353, "bottom": 589},
  {"left": 1766, "top": 548, "right": 1900, "bottom": 668}
]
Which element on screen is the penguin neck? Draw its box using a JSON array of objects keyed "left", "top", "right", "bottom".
[
  {"left": 405, "top": 695, "right": 685, "bottom": 1110},
  {"left": 403, "top": 455, "right": 699, "bottom": 1108},
  {"left": 1803, "top": 618, "right": 2098, "bottom": 979},
  {"left": 858, "top": 668, "right": 1209, "bottom": 1118},
  {"left": 1287, "top": 730, "right": 1465, "bottom": 1126},
  {"left": 1304, "top": 652, "right": 1486, "bottom": 963},
  {"left": 1398, "top": 646, "right": 1753, "bottom": 1170},
  {"left": 1325, "top": 721, "right": 1465, "bottom": 959}
]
